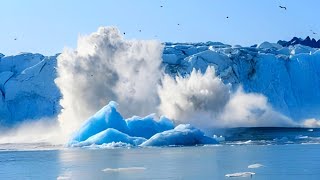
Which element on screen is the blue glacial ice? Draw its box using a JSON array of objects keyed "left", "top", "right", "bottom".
[
  {"left": 2, "top": 33, "right": 320, "bottom": 126},
  {"left": 70, "top": 101, "right": 129, "bottom": 143},
  {"left": 126, "top": 115, "right": 174, "bottom": 139},
  {"left": 74, "top": 128, "right": 146, "bottom": 147},
  {"left": 2, "top": 26, "right": 320, "bottom": 131},
  {"left": 140, "top": 124, "right": 218, "bottom": 146},
  {"left": 69, "top": 101, "right": 218, "bottom": 147}
]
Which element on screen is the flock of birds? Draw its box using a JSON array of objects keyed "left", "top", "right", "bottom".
[
  {"left": 13, "top": 4, "right": 318, "bottom": 41},
  {"left": 119, "top": 4, "right": 317, "bottom": 40}
]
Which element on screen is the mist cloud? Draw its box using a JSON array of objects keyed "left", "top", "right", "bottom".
[
  {"left": 158, "top": 67, "right": 295, "bottom": 129},
  {"left": 55, "top": 27, "right": 163, "bottom": 134},
  {"left": 55, "top": 26, "right": 298, "bottom": 138}
]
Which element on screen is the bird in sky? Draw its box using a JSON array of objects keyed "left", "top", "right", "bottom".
[{"left": 279, "top": 5, "right": 287, "bottom": 10}]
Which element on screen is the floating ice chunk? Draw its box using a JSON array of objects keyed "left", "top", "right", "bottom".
[
  {"left": 70, "top": 101, "right": 128, "bottom": 143},
  {"left": 126, "top": 115, "right": 174, "bottom": 139},
  {"left": 73, "top": 128, "right": 146, "bottom": 147},
  {"left": 140, "top": 124, "right": 218, "bottom": 146},
  {"left": 295, "top": 135, "right": 309, "bottom": 139},
  {"left": 57, "top": 171, "right": 72, "bottom": 180},
  {"left": 69, "top": 101, "right": 176, "bottom": 146},
  {"left": 248, "top": 163, "right": 264, "bottom": 169},
  {"left": 225, "top": 172, "right": 255, "bottom": 177},
  {"left": 57, "top": 176, "right": 71, "bottom": 180},
  {"left": 102, "top": 167, "right": 146, "bottom": 173}
]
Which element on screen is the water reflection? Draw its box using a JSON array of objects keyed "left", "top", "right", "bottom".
[{"left": 1, "top": 145, "right": 319, "bottom": 179}]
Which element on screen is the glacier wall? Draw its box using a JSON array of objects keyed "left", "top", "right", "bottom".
[
  {"left": 0, "top": 53, "right": 60, "bottom": 125},
  {"left": 1, "top": 38, "right": 320, "bottom": 126},
  {"left": 162, "top": 42, "right": 320, "bottom": 120}
]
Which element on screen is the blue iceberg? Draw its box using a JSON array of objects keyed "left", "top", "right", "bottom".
[
  {"left": 70, "top": 101, "right": 128, "bottom": 143},
  {"left": 69, "top": 101, "right": 218, "bottom": 147},
  {"left": 126, "top": 115, "right": 174, "bottom": 139},
  {"left": 75, "top": 128, "right": 146, "bottom": 147},
  {"left": 141, "top": 124, "right": 218, "bottom": 146}
]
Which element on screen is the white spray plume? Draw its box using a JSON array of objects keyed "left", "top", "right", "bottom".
[
  {"left": 158, "top": 67, "right": 295, "bottom": 129},
  {"left": 158, "top": 67, "right": 230, "bottom": 128},
  {"left": 218, "top": 88, "right": 296, "bottom": 127},
  {"left": 55, "top": 27, "right": 163, "bottom": 135},
  {"left": 54, "top": 26, "right": 299, "bottom": 140}
]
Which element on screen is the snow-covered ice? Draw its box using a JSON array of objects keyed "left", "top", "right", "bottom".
[{"left": 2, "top": 27, "right": 320, "bottom": 138}]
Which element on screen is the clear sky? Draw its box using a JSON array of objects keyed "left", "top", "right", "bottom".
[{"left": 0, "top": 0, "right": 319, "bottom": 55}]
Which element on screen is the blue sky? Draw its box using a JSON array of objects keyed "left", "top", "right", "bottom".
[{"left": 0, "top": 0, "right": 319, "bottom": 55}]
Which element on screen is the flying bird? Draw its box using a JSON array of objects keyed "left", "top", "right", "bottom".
[
  {"left": 139, "top": 30, "right": 141, "bottom": 32},
  {"left": 279, "top": 5, "right": 287, "bottom": 10},
  {"left": 226, "top": 16, "right": 229, "bottom": 19},
  {"left": 311, "top": 30, "right": 317, "bottom": 35},
  {"left": 14, "top": 38, "right": 17, "bottom": 40},
  {"left": 160, "top": 5, "right": 163, "bottom": 8},
  {"left": 123, "top": 32, "right": 126, "bottom": 35}
]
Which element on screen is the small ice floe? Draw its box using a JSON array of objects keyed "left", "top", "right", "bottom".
[
  {"left": 57, "top": 176, "right": 71, "bottom": 180},
  {"left": 229, "top": 140, "right": 253, "bottom": 145},
  {"left": 295, "top": 135, "right": 309, "bottom": 140},
  {"left": 308, "top": 129, "right": 314, "bottom": 132},
  {"left": 225, "top": 172, "right": 255, "bottom": 178},
  {"left": 248, "top": 163, "right": 264, "bottom": 169},
  {"left": 102, "top": 167, "right": 146, "bottom": 173},
  {"left": 57, "top": 171, "right": 72, "bottom": 180}
]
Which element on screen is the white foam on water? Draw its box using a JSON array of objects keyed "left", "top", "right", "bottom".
[
  {"left": 102, "top": 167, "right": 146, "bottom": 173},
  {"left": 225, "top": 172, "right": 255, "bottom": 177}
]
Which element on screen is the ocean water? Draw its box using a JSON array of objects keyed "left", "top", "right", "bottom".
[{"left": 0, "top": 144, "right": 320, "bottom": 180}]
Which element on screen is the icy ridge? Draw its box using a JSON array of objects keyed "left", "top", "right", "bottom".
[{"left": 1, "top": 40, "right": 320, "bottom": 125}]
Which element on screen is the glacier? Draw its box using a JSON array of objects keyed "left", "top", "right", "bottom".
[
  {"left": 1, "top": 32, "right": 320, "bottom": 127},
  {"left": 162, "top": 41, "right": 320, "bottom": 121},
  {"left": 0, "top": 53, "right": 60, "bottom": 125}
]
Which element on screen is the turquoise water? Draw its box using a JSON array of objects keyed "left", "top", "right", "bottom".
[{"left": 1, "top": 144, "right": 320, "bottom": 180}]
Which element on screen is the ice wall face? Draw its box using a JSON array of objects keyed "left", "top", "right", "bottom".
[
  {"left": 162, "top": 42, "right": 320, "bottom": 120},
  {"left": 1, "top": 38, "right": 320, "bottom": 126},
  {"left": 0, "top": 53, "right": 60, "bottom": 125}
]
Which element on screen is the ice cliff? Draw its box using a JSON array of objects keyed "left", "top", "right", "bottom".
[
  {"left": 0, "top": 53, "right": 60, "bottom": 125},
  {"left": 1, "top": 37, "right": 320, "bottom": 125}
]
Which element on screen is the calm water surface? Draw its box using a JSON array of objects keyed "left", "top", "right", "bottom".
[{"left": 0, "top": 144, "right": 320, "bottom": 180}]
